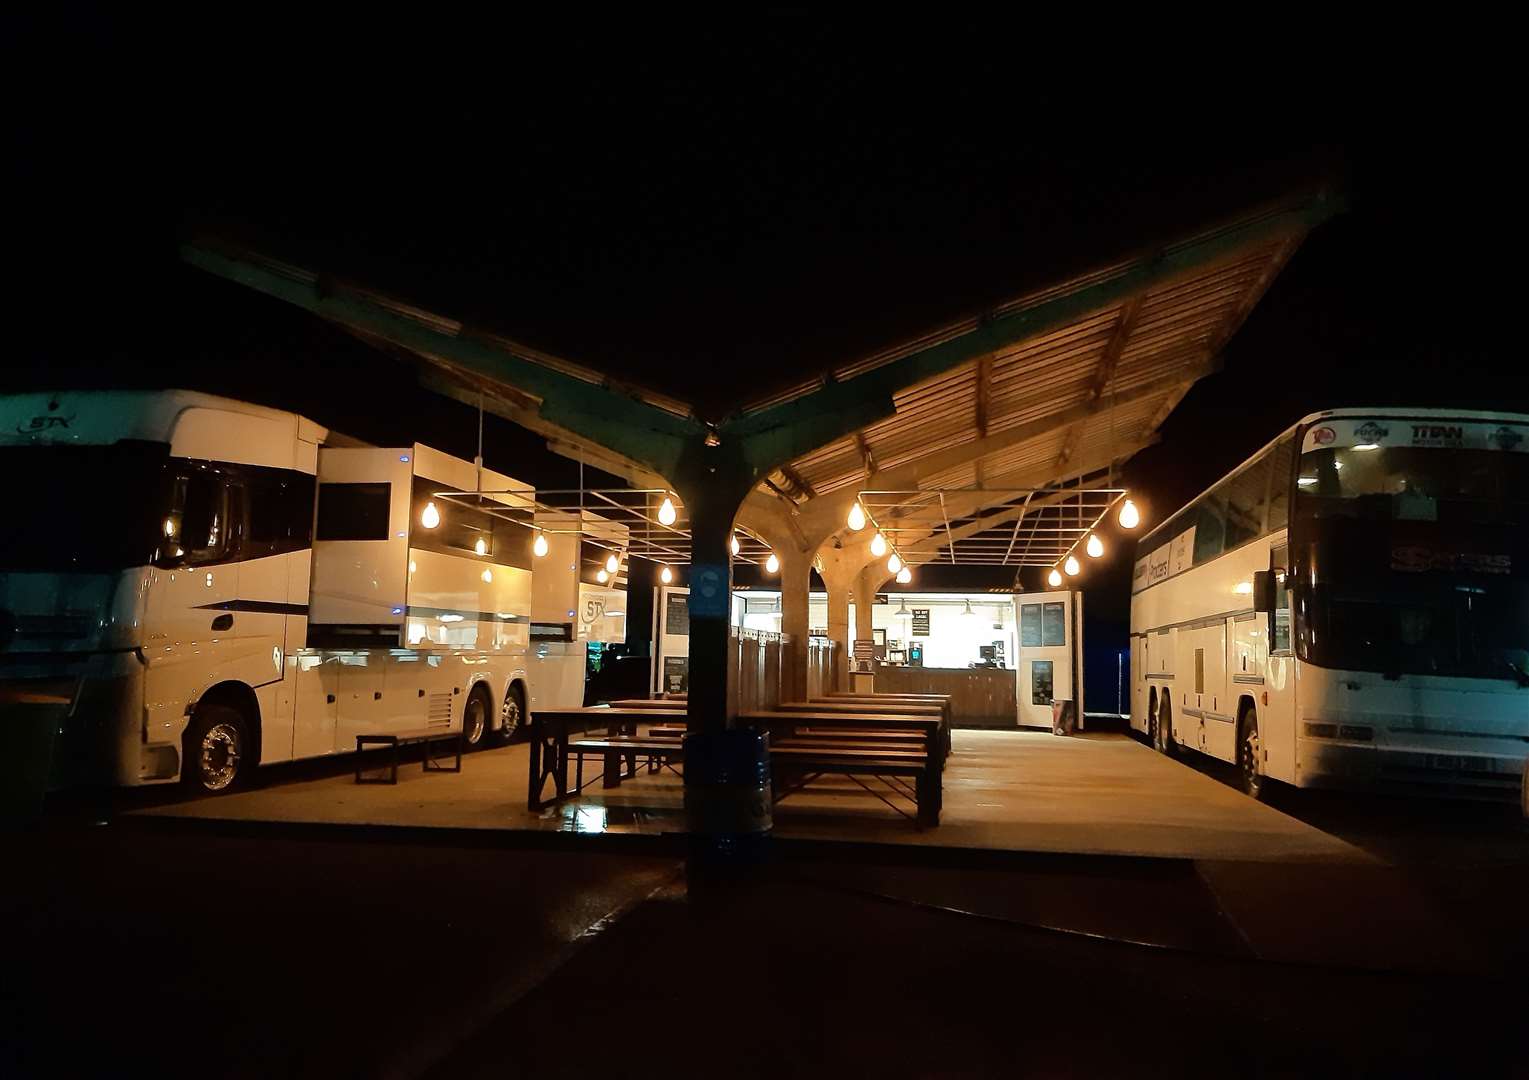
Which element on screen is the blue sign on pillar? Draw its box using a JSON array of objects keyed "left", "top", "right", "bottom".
[{"left": 689, "top": 564, "right": 729, "bottom": 618}]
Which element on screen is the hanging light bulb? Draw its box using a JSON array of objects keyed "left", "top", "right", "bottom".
[
  {"left": 421, "top": 501, "right": 441, "bottom": 529},
  {"left": 606, "top": 552, "right": 619, "bottom": 574},
  {"left": 532, "top": 532, "right": 548, "bottom": 558},
  {"left": 895, "top": 598, "right": 911, "bottom": 621},
  {"left": 765, "top": 552, "right": 780, "bottom": 574},
  {"left": 481, "top": 569, "right": 493, "bottom": 583},
  {"left": 731, "top": 534, "right": 741, "bottom": 557},
  {"left": 596, "top": 568, "right": 609, "bottom": 584},
  {"left": 1048, "top": 567, "right": 1063, "bottom": 587},
  {"left": 1086, "top": 533, "right": 1104, "bottom": 558},
  {"left": 475, "top": 536, "right": 489, "bottom": 556},
  {"left": 847, "top": 502, "right": 866, "bottom": 531},
  {"left": 657, "top": 496, "right": 677, "bottom": 526},
  {"left": 887, "top": 553, "right": 902, "bottom": 575},
  {"left": 1064, "top": 555, "right": 1081, "bottom": 577},
  {"left": 962, "top": 598, "right": 977, "bottom": 618},
  {"left": 870, "top": 532, "right": 887, "bottom": 557},
  {"left": 1118, "top": 498, "right": 1140, "bottom": 530},
  {"left": 896, "top": 565, "right": 912, "bottom": 584},
  {"left": 660, "top": 565, "right": 673, "bottom": 584},
  {"left": 163, "top": 517, "right": 176, "bottom": 537}
]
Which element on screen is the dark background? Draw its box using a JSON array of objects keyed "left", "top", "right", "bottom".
[{"left": 9, "top": 18, "right": 1523, "bottom": 709}]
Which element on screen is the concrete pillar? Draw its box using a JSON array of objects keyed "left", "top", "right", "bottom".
[
  {"left": 778, "top": 548, "right": 811, "bottom": 702},
  {"left": 823, "top": 578, "right": 850, "bottom": 691}
]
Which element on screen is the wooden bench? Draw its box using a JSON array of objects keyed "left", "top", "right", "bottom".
[
  {"left": 746, "top": 708, "right": 947, "bottom": 771},
  {"left": 809, "top": 696, "right": 953, "bottom": 755},
  {"left": 605, "top": 698, "right": 689, "bottom": 710},
  {"left": 354, "top": 728, "right": 463, "bottom": 785},
  {"left": 528, "top": 707, "right": 682, "bottom": 810},
  {"left": 567, "top": 736, "right": 685, "bottom": 791},
  {"left": 769, "top": 744, "right": 938, "bottom": 825}
]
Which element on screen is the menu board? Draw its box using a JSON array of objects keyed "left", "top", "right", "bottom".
[
  {"left": 665, "top": 592, "right": 690, "bottom": 637},
  {"left": 663, "top": 656, "right": 689, "bottom": 694},
  {"left": 1020, "top": 603, "right": 1041, "bottom": 647},
  {"left": 911, "top": 608, "right": 931, "bottom": 636},
  {"left": 1042, "top": 602, "right": 1066, "bottom": 647}
]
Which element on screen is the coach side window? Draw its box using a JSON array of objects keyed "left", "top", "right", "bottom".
[
  {"left": 161, "top": 467, "right": 233, "bottom": 566},
  {"left": 247, "top": 470, "right": 317, "bottom": 557},
  {"left": 1270, "top": 543, "right": 1292, "bottom": 653},
  {"left": 1265, "top": 434, "right": 1296, "bottom": 532}
]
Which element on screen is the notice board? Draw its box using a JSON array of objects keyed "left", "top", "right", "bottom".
[
  {"left": 665, "top": 592, "right": 690, "bottom": 637},
  {"left": 911, "top": 608, "right": 931, "bottom": 636}
]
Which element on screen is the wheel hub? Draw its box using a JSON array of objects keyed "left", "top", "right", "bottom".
[{"left": 199, "top": 723, "right": 241, "bottom": 791}]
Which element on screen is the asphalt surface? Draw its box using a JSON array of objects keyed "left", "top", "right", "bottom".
[{"left": 8, "top": 810, "right": 1529, "bottom": 1078}]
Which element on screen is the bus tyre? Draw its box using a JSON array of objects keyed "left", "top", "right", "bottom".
[
  {"left": 498, "top": 684, "right": 527, "bottom": 744},
  {"left": 1155, "top": 700, "right": 1178, "bottom": 757},
  {"left": 183, "top": 704, "right": 249, "bottom": 795},
  {"left": 1238, "top": 709, "right": 1268, "bottom": 801},
  {"left": 462, "top": 685, "right": 492, "bottom": 751}
]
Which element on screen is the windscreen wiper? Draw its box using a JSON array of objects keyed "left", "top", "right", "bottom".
[{"left": 1505, "top": 660, "right": 1529, "bottom": 689}]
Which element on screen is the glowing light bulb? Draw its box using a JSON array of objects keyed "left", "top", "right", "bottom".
[
  {"left": 731, "top": 534, "right": 741, "bottom": 557},
  {"left": 1118, "top": 498, "right": 1140, "bottom": 530},
  {"left": 1064, "top": 556, "right": 1080, "bottom": 577},
  {"left": 597, "top": 568, "right": 609, "bottom": 583},
  {"left": 896, "top": 565, "right": 912, "bottom": 584},
  {"left": 847, "top": 502, "right": 866, "bottom": 531},
  {"left": 660, "top": 565, "right": 673, "bottom": 584},
  {"left": 532, "top": 532, "right": 548, "bottom": 558},
  {"left": 421, "top": 501, "right": 441, "bottom": 529},
  {"left": 657, "top": 497, "right": 677, "bottom": 526},
  {"left": 765, "top": 552, "right": 780, "bottom": 574},
  {"left": 408, "top": 560, "right": 416, "bottom": 575},
  {"left": 870, "top": 532, "right": 887, "bottom": 558},
  {"left": 887, "top": 553, "right": 902, "bottom": 574},
  {"left": 481, "top": 569, "right": 493, "bottom": 583},
  {"left": 475, "top": 536, "right": 488, "bottom": 556},
  {"left": 1086, "top": 533, "right": 1104, "bottom": 558},
  {"left": 163, "top": 517, "right": 176, "bottom": 537},
  {"left": 606, "top": 552, "right": 619, "bottom": 574},
  {"left": 1048, "top": 568, "right": 1063, "bottom": 587}
]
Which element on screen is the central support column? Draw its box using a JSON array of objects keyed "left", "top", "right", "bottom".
[
  {"left": 671, "top": 442, "right": 770, "bottom": 858},
  {"left": 778, "top": 549, "right": 811, "bottom": 702}
]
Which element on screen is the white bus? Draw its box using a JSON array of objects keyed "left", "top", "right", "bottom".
[
  {"left": 1130, "top": 407, "right": 1529, "bottom": 803},
  {"left": 0, "top": 390, "right": 584, "bottom": 793}
]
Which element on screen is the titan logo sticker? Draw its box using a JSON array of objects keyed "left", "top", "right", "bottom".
[
  {"left": 1355, "top": 421, "right": 1389, "bottom": 442},
  {"left": 1410, "top": 424, "right": 1464, "bottom": 446}
]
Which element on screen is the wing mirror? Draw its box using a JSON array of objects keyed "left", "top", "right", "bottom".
[{"left": 1252, "top": 570, "right": 1276, "bottom": 613}]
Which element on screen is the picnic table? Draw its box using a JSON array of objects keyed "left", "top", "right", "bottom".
[{"left": 527, "top": 706, "right": 683, "bottom": 810}]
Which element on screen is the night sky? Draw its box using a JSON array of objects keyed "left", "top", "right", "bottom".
[{"left": 12, "top": 20, "right": 1525, "bottom": 681}]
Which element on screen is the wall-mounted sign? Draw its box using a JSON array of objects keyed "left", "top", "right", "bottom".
[
  {"left": 662, "top": 656, "right": 689, "bottom": 694},
  {"left": 911, "top": 608, "right": 931, "bottom": 636},
  {"left": 665, "top": 592, "right": 690, "bottom": 637},
  {"left": 853, "top": 638, "right": 876, "bottom": 660}
]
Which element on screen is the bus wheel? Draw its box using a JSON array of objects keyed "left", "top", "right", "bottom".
[
  {"left": 183, "top": 704, "right": 249, "bottom": 794},
  {"left": 462, "top": 686, "right": 492, "bottom": 750},
  {"left": 1147, "top": 694, "right": 1160, "bottom": 748},
  {"left": 1156, "top": 700, "right": 1178, "bottom": 757},
  {"left": 498, "top": 684, "right": 527, "bottom": 744},
  {"left": 1238, "top": 709, "right": 1267, "bottom": 801}
]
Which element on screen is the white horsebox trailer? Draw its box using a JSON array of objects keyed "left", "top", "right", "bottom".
[{"left": 0, "top": 389, "right": 584, "bottom": 792}]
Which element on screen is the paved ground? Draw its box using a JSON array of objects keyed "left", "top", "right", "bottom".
[
  {"left": 127, "top": 730, "right": 1364, "bottom": 862},
  {"left": 9, "top": 820, "right": 1521, "bottom": 1078}
]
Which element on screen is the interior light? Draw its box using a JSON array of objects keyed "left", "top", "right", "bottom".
[
  {"left": 1297, "top": 476, "right": 1318, "bottom": 487},
  {"left": 1353, "top": 443, "right": 1380, "bottom": 452},
  {"left": 896, "top": 565, "right": 912, "bottom": 584},
  {"left": 658, "top": 497, "right": 677, "bottom": 526},
  {"left": 887, "top": 553, "right": 902, "bottom": 574},
  {"left": 660, "top": 565, "right": 673, "bottom": 584},
  {"left": 847, "top": 502, "right": 866, "bottom": 531},
  {"left": 421, "top": 501, "right": 441, "bottom": 529},
  {"left": 408, "top": 560, "right": 416, "bottom": 575},
  {"left": 962, "top": 599, "right": 977, "bottom": 618},
  {"left": 163, "top": 517, "right": 176, "bottom": 537},
  {"left": 870, "top": 532, "right": 887, "bottom": 557},
  {"left": 1234, "top": 581, "right": 1253, "bottom": 595},
  {"left": 475, "top": 536, "right": 489, "bottom": 556},
  {"left": 1047, "top": 567, "right": 1063, "bottom": 587},
  {"left": 1086, "top": 533, "right": 1105, "bottom": 558},
  {"left": 1118, "top": 498, "right": 1140, "bottom": 530},
  {"left": 606, "top": 552, "right": 620, "bottom": 574},
  {"left": 440, "top": 613, "right": 464, "bottom": 623},
  {"left": 1064, "top": 556, "right": 1080, "bottom": 577},
  {"left": 597, "top": 568, "right": 609, "bottom": 583},
  {"left": 765, "top": 552, "right": 780, "bottom": 574},
  {"left": 731, "top": 534, "right": 741, "bottom": 557},
  {"left": 533, "top": 532, "right": 549, "bottom": 558},
  {"left": 481, "top": 569, "right": 493, "bottom": 583}
]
